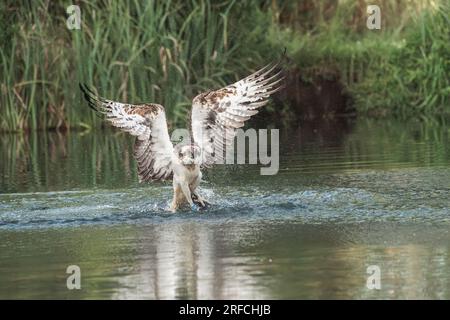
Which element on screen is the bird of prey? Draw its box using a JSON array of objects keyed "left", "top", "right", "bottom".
[{"left": 80, "top": 57, "right": 284, "bottom": 212}]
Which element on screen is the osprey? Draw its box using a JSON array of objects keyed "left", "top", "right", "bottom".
[{"left": 80, "top": 57, "right": 284, "bottom": 212}]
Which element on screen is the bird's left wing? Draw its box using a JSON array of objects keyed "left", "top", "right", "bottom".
[
  {"left": 190, "top": 58, "right": 285, "bottom": 166},
  {"left": 80, "top": 84, "right": 174, "bottom": 182}
]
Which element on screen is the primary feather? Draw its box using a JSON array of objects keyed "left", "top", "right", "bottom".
[
  {"left": 190, "top": 58, "right": 285, "bottom": 166},
  {"left": 79, "top": 84, "right": 174, "bottom": 182}
]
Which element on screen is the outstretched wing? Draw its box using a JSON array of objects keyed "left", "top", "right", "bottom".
[
  {"left": 80, "top": 84, "right": 174, "bottom": 182},
  {"left": 190, "top": 58, "right": 285, "bottom": 166}
]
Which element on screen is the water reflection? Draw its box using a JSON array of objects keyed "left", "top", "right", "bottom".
[
  {"left": 0, "top": 130, "right": 137, "bottom": 193},
  {"left": 1, "top": 118, "right": 449, "bottom": 194},
  {"left": 0, "top": 118, "right": 450, "bottom": 299},
  {"left": 110, "top": 223, "right": 272, "bottom": 300},
  {"left": 2, "top": 220, "right": 450, "bottom": 299}
]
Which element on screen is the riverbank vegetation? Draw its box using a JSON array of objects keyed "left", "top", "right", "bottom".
[{"left": 0, "top": 0, "right": 448, "bottom": 132}]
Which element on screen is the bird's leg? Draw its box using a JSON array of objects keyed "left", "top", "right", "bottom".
[
  {"left": 191, "top": 190, "right": 208, "bottom": 207},
  {"left": 169, "top": 182, "right": 184, "bottom": 213},
  {"left": 189, "top": 174, "right": 208, "bottom": 208},
  {"left": 180, "top": 182, "right": 195, "bottom": 208},
  {"left": 169, "top": 189, "right": 179, "bottom": 213}
]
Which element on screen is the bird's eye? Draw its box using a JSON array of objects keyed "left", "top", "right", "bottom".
[{"left": 178, "top": 152, "right": 183, "bottom": 158}]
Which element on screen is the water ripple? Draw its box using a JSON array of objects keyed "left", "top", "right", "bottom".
[{"left": 1, "top": 179, "right": 449, "bottom": 230}]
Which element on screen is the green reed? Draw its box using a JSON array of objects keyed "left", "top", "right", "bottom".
[
  {"left": 0, "top": 0, "right": 448, "bottom": 132},
  {"left": 264, "top": 0, "right": 449, "bottom": 118},
  {"left": 0, "top": 0, "right": 252, "bottom": 132}
]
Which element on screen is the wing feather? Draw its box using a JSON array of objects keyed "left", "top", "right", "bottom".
[
  {"left": 80, "top": 84, "right": 173, "bottom": 182},
  {"left": 190, "top": 56, "right": 285, "bottom": 166}
]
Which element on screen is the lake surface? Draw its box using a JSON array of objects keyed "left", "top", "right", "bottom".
[{"left": 0, "top": 118, "right": 449, "bottom": 299}]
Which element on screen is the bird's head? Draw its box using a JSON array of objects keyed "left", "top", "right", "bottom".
[{"left": 174, "top": 143, "right": 202, "bottom": 166}]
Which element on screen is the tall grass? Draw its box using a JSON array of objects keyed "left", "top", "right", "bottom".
[
  {"left": 350, "top": 2, "right": 450, "bottom": 117},
  {"left": 262, "top": 0, "right": 450, "bottom": 117},
  {"left": 0, "top": 0, "right": 449, "bottom": 132},
  {"left": 0, "top": 0, "right": 267, "bottom": 132}
]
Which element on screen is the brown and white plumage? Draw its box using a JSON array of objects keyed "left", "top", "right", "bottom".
[
  {"left": 80, "top": 84, "right": 173, "bottom": 182},
  {"left": 191, "top": 59, "right": 285, "bottom": 166},
  {"left": 80, "top": 55, "right": 284, "bottom": 211}
]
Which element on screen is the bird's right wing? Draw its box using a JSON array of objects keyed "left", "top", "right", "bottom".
[{"left": 80, "top": 84, "right": 174, "bottom": 182}]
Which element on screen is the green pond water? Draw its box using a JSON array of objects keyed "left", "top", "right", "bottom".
[{"left": 0, "top": 118, "right": 449, "bottom": 299}]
